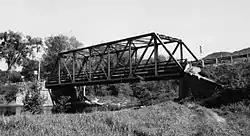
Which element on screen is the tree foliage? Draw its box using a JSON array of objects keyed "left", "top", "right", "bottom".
[
  {"left": 0, "top": 70, "right": 8, "bottom": 84},
  {"left": 21, "top": 59, "right": 39, "bottom": 81},
  {"left": 2, "top": 84, "right": 19, "bottom": 103},
  {"left": 0, "top": 30, "right": 42, "bottom": 72},
  {"left": 202, "top": 62, "right": 250, "bottom": 89},
  {"left": 42, "top": 35, "right": 83, "bottom": 77},
  {"left": 9, "top": 71, "right": 22, "bottom": 83}
]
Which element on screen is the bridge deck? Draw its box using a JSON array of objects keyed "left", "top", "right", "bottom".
[{"left": 46, "top": 61, "right": 187, "bottom": 88}]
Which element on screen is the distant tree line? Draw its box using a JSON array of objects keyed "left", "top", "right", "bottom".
[{"left": 0, "top": 30, "right": 83, "bottom": 108}]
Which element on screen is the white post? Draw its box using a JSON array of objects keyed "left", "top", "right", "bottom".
[
  {"left": 199, "top": 45, "right": 203, "bottom": 59},
  {"left": 38, "top": 59, "right": 41, "bottom": 82},
  {"left": 83, "top": 86, "right": 86, "bottom": 96}
]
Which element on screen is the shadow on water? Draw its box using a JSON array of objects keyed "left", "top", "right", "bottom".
[
  {"left": 0, "top": 105, "right": 53, "bottom": 116},
  {"left": 200, "top": 88, "right": 250, "bottom": 108},
  {"left": 175, "top": 87, "right": 250, "bottom": 109}
]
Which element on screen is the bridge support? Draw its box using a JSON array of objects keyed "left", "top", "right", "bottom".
[
  {"left": 179, "top": 79, "right": 188, "bottom": 98},
  {"left": 50, "top": 86, "right": 78, "bottom": 112},
  {"left": 179, "top": 73, "right": 222, "bottom": 99}
]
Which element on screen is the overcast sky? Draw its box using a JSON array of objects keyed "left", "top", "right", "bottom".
[{"left": 0, "top": 0, "right": 250, "bottom": 70}]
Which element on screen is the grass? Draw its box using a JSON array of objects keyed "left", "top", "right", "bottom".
[
  {"left": 0, "top": 101, "right": 243, "bottom": 136},
  {"left": 212, "top": 100, "right": 250, "bottom": 136}
]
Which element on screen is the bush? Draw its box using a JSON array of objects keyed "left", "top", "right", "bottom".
[
  {"left": 109, "top": 83, "right": 133, "bottom": 97},
  {"left": 132, "top": 82, "right": 153, "bottom": 105},
  {"left": 3, "top": 84, "right": 19, "bottom": 103},
  {"left": 9, "top": 71, "right": 22, "bottom": 83},
  {"left": 51, "top": 96, "right": 71, "bottom": 113},
  {"left": 132, "top": 80, "right": 178, "bottom": 105},
  {"left": 22, "top": 82, "right": 46, "bottom": 114},
  {"left": 88, "top": 83, "right": 134, "bottom": 97},
  {"left": 203, "top": 62, "right": 250, "bottom": 89},
  {"left": 219, "top": 99, "right": 250, "bottom": 115}
]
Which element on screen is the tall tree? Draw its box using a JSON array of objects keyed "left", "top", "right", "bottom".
[
  {"left": 0, "top": 31, "right": 42, "bottom": 71},
  {"left": 42, "top": 35, "right": 83, "bottom": 78},
  {"left": 21, "top": 59, "right": 39, "bottom": 81},
  {"left": 0, "top": 30, "right": 42, "bottom": 81}
]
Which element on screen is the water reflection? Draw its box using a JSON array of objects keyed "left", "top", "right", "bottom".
[{"left": 0, "top": 105, "right": 53, "bottom": 116}]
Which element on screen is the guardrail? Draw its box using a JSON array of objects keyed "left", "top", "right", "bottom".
[{"left": 197, "top": 53, "right": 250, "bottom": 66}]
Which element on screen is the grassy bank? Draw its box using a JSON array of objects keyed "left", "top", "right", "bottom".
[{"left": 0, "top": 101, "right": 244, "bottom": 136}]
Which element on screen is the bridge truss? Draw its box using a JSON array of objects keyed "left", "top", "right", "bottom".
[{"left": 46, "top": 32, "right": 198, "bottom": 88}]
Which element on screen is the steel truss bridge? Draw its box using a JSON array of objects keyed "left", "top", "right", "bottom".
[{"left": 46, "top": 32, "right": 200, "bottom": 89}]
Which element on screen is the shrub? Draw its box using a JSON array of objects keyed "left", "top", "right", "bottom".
[
  {"left": 219, "top": 100, "right": 250, "bottom": 115},
  {"left": 203, "top": 62, "right": 250, "bottom": 89},
  {"left": 88, "top": 85, "right": 111, "bottom": 96},
  {"left": 51, "top": 96, "right": 71, "bottom": 113},
  {"left": 132, "top": 80, "right": 178, "bottom": 105},
  {"left": 9, "top": 71, "right": 22, "bottom": 83},
  {"left": 22, "top": 82, "right": 46, "bottom": 114},
  {"left": 109, "top": 83, "right": 133, "bottom": 97},
  {"left": 3, "top": 84, "right": 19, "bottom": 103}
]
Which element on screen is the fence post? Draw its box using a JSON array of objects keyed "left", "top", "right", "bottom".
[
  {"left": 230, "top": 56, "right": 233, "bottom": 63},
  {"left": 247, "top": 53, "right": 249, "bottom": 62}
]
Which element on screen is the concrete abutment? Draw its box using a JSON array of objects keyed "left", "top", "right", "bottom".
[{"left": 179, "top": 73, "right": 222, "bottom": 99}]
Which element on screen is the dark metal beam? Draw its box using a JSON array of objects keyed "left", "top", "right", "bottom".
[
  {"left": 59, "top": 33, "right": 154, "bottom": 55},
  {"left": 58, "top": 58, "right": 61, "bottom": 84},
  {"left": 72, "top": 53, "right": 76, "bottom": 83},
  {"left": 154, "top": 33, "right": 183, "bottom": 71},
  {"left": 154, "top": 37, "right": 158, "bottom": 76},
  {"left": 182, "top": 43, "right": 198, "bottom": 61}
]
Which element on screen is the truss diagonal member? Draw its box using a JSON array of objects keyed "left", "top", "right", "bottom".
[
  {"left": 133, "top": 38, "right": 152, "bottom": 73},
  {"left": 62, "top": 59, "right": 73, "bottom": 81},
  {"left": 101, "top": 65, "right": 108, "bottom": 79},
  {"left": 144, "top": 48, "right": 155, "bottom": 67},
  {"left": 84, "top": 66, "right": 90, "bottom": 81},
  {"left": 154, "top": 33, "right": 183, "bottom": 71},
  {"left": 49, "top": 56, "right": 60, "bottom": 76},
  {"left": 93, "top": 46, "right": 108, "bottom": 73},
  {"left": 77, "top": 57, "right": 88, "bottom": 75},
  {"left": 110, "top": 41, "right": 130, "bottom": 75},
  {"left": 164, "top": 43, "right": 180, "bottom": 67},
  {"left": 182, "top": 43, "right": 199, "bottom": 61}
]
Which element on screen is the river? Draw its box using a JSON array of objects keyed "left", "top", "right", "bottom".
[{"left": 0, "top": 105, "right": 53, "bottom": 116}]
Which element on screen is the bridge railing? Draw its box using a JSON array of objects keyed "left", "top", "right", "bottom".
[
  {"left": 190, "top": 53, "right": 250, "bottom": 67},
  {"left": 47, "top": 60, "right": 188, "bottom": 86}
]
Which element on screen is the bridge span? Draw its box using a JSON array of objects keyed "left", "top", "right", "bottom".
[
  {"left": 45, "top": 32, "right": 220, "bottom": 109},
  {"left": 46, "top": 32, "right": 199, "bottom": 88}
]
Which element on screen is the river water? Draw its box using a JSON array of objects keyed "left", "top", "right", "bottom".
[{"left": 0, "top": 105, "right": 53, "bottom": 116}]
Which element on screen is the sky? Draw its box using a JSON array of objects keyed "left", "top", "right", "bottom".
[{"left": 0, "top": 0, "right": 250, "bottom": 70}]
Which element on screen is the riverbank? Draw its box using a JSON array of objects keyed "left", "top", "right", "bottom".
[
  {"left": 0, "top": 105, "right": 53, "bottom": 116},
  {"left": 0, "top": 100, "right": 248, "bottom": 136}
]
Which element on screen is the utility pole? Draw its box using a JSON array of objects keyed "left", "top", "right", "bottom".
[
  {"left": 38, "top": 59, "right": 40, "bottom": 82},
  {"left": 200, "top": 45, "right": 204, "bottom": 67},
  {"left": 199, "top": 45, "right": 203, "bottom": 59}
]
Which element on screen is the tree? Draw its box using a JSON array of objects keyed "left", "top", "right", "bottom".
[
  {"left": 21, "top": 59, "right": 39, "bottom": 81},
  {"left": 0, "top": 70, "right": 8, "bottom": 84},
  {"left": 42, "top": 35, "right": 83, "bottom": 77},
  {"left": 0, "top": 30, "right": 42, "bottom": 81},
  {"left": 9, "top": 71, "right": 22, "bottom": 83},
  {"left": 3, "top": 84, "right": 19, "bottom": 103}
]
